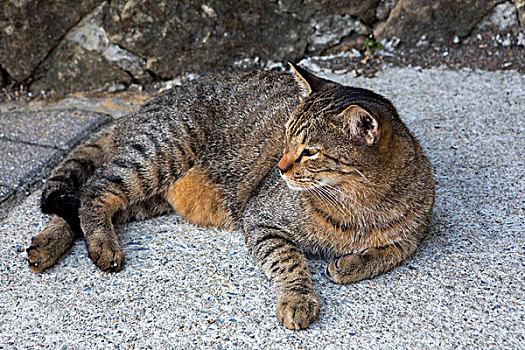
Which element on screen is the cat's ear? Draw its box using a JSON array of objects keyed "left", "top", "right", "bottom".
[
  {"left": 288, "top": 61, "right": 329, "bottom": 97},
  {"left": 339, "top": 105, "right": 380, "bottom": 146}
]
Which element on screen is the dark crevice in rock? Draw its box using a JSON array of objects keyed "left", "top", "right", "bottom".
[
  {"left": 25, "top": 2, "right": 105, "bottom": 88},
  {"left": 122, "top": 70, "right": 137, "bottom": 86},
  {"left": 0, "top": 65, "right": 9, "bottom": 88},
  {"left": 0, "top": 0, "right": 104, "bottom": 83},
  {"left": 145, "top": 69, "right": 161, "bottom": 82}
]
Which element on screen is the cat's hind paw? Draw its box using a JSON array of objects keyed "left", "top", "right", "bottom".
[
  {"left": 27, "top": 215, "right": 76, "bottom": 273},
  {"left": 276, "top": 292, "right": 320, "bottom": 330},
  {"left": 86, "top": 236, "right": 124, "bottom": 272},
  {"left": 326, "top": 253, "right": 367, "bottom": 284},
  {"left": 27, "top": 235, "right": 61, "bottom": 273}
]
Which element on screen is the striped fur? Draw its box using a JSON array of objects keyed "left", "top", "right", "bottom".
[{"left": 28, "top": 64, "right": 434, "bottom": 330}]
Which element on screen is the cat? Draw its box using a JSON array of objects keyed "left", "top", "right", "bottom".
[{"left": 26, "top": 63, "right": 435, "bottom": 330}]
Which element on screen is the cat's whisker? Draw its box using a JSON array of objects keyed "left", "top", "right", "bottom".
[
  {"left": 309, "top": 186, "right": 351, "bottom": 218},
  {"left": 321, "top": 188, "right": 359, "bottom": 218},
  {"left": 353, "top": 168, "right": 372, "bottom": 184},
  {"left": 306, "top": 182, "right": 346, "bottom": 216},
  {"left": 311, "top": 192, "right": 351, "bottom": 221},
  {"left": 311, "top": 184, "right": 355, "bottom": 218},
  {"left": 317, "top": 182, "right": 375, "bottom": 214}
]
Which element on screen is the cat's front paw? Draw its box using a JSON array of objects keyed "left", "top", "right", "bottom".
[
  {"left": 86, "top": 236, "right": 124, "bottom": 272},
  {"left": 276, "top": 292, "right": 320, "bottom": 330},
  {"left": 326, "top": 253, "right": 366, "bottom": 284}
]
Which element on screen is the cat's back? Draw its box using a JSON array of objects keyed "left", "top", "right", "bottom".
[
  {"left": 119, "top": 71, "right": 299, "bottom": 135},
  {"left": 190, "top": 71, "right": 303, "bottom": 214},
  {"left": 111, "top": 70, "right": 302, "bottom": 224}
]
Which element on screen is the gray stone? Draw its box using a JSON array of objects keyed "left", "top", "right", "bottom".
[
  {"left": 470, "top": 2, "right": 524, "bottom": 47},
  {"left": 514, "top": 0, "right": 525, "bottom": 30},
  {"left": 275, "top": 0, "right": 317, "bottom": 21},
  {"left": 276, "top": 0, "right": 380, "bottom": 24},
  {"left": 374, "top": 0, "right": 506, "bottom": 47},
  {"left": 323, "top": 34, "right": 368, "bottom": 55},
  {"left": 311, "top": 0, "right": 381, "bottom": 24},
  {"left": 30, "top": 40, "right": 132, "bottom": 96},
  {"left": 0, "top": 109, "right": 111, "bottom": 150},
  {"left": 66, "top": 2, "right": 148, "bottom": 80},
  {"left": 3, "top": 0, "right": 522, "bottom": 97},
  {"left": 0, "top": 0, "right": 102, "bottom": 82},
  {"left": 376, "top": 0, "right": 399, "bottom": 21},
  {"left": 103, "top": 0, "right": 311, "bottom": 79},
  {"left": 476, "top": 2, "right": 520, "bottom": 34},
  {"left": 307, "top": 14, "right": 369, "bottom": 54}
]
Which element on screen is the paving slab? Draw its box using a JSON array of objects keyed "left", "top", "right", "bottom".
[
  {"left": 0, "top": 108, "right": 111, "bottom": 150},
  {"left": 0, "top": 66, "right": 523, "bottom": 349},
  {"left": 0, "top": 184, "right": 12, "bottom": 199},
  {"left": 0, "top": 92, "right": 154, "bottom": 119},
  {"left": 0, "top": 140, "right": 61, "bottom": 188},
  {"left": 0, "top": 108, "right": 111, "bottom": 212}
]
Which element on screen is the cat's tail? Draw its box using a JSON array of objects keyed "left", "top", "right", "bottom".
[{"left": 40, "top": 125, "right": 115, "bottom": 234}]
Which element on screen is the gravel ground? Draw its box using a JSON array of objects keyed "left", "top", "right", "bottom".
[{"left": 0, "top": 66, "right": 523, "bottom": 349}]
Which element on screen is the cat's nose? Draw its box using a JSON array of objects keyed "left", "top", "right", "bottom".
[{"left": 277, "top": 155, "right": 293, "bottom": 174}]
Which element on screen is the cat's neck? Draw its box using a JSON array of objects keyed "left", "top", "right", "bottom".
[{"left": 302, "top": 183, "right": 387, "bottom": 231}]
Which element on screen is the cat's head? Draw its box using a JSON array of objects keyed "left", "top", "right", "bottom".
[{"left": 278, "top": 62, "right": 398, "bottom": 191}]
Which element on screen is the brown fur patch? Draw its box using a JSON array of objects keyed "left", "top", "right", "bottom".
[
  {"left": 101, "top": 193, "right": 126, "bottom": 213},
  {"left": 165, "top": 168, "right": 233, "bottom": 230}
]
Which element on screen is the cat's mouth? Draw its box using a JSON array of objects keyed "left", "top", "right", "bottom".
[
  {"left": 281, "top": 174, "right": 341, "bottom": 192},
  {"left": 280, "top": 175, "right": 316, "bottom": 191}
]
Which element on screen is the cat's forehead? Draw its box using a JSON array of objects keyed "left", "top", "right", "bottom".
[{"left": 286, "top": 95, "right": 343, "bottom": 141}]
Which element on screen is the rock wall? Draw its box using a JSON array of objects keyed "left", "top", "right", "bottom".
[{"left": 0, "top": 0, "right": 523, "bottom": 96}]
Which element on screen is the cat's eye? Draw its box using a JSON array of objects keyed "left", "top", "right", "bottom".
[{"left": 299, "top": 148, "right": 318, "bottom": 159}]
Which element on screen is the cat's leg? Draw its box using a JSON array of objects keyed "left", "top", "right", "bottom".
[
  {"left": 113, "top": 195, "right": 173, "bottom": 224},
  {"left": 79, "top": 141, "right": 188, "bottom": 272},
  {"left": 326, "top": 240, "right": 417, "bottom": 284},
  {"left": 79, "top": 159, "right": 153, "bottom": 272},
  {"left": 27, "top": 215, "right": 77, "bottom": 272},
  {"left": 27, "top": 196, "right": 172, "bottom": 273},
  {"left": 40, "top": 127, "right": 114, "bottom": 233},
  {"left": 244, "top": 226, "right": 320, "bottom": 330},
  {"left": 28, "top": 127, "right": 114, "bottom": 272}
]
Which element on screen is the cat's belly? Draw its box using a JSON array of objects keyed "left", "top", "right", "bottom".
[{"left": 164, "top": 167, "right": 234, "bottom": 230}]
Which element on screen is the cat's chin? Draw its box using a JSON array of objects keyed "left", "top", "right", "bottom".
[
  {"left": 285, "top": 182, "right": 310, "bottom": 191},
  {"left": 282, "top": 178, "right": 315, "bottom": 191}
]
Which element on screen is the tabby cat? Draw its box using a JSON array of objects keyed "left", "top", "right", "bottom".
[{"left": 27, "top": 63, "right": 434, "bottom": 330}]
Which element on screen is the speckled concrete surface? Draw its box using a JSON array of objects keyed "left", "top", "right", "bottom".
[{"left": 0, "top": 67, "right": 523, "bottom": 349}]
